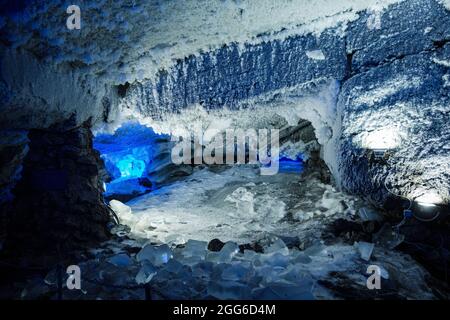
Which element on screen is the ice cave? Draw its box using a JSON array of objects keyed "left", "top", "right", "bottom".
[{"left": 0, "top": 0, "right": 449, "bottom": 301}]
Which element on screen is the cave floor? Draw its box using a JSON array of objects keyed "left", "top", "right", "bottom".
[
  {"left": 11, "top": 166, "right": 446, "bottom": 300},
  {"left": 124, "top": 165, "right": 360, "bottom": 245}
]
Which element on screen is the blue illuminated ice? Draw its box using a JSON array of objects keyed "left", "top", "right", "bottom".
[
  {"left": 94, "top": 122, "right": 169, "bottom": 190},
  {"left": 116, "top": 154, "right": 146, "bottom": 178}
]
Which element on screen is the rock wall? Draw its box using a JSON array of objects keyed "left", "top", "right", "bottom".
[
  {"left": 2, "top": 117, "right": 110, "bottom": 256},
  {"left": 121, "top": 31, "right": 346, "bottom": 118},
  {"left": 0, "top": 130, "right": 28, "bottom": 206},
  {"left": 338, "top": 0, "right": 450, "bottom": 204}
]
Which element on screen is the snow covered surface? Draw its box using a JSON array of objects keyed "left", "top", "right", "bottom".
[
  {"left": 17, "top": 165, "right": 434, "bottom": 300},
  {"left": 306, "top": 50, "right": 326, "bottom": 60},
  {"left": 113, "top": 166, "right": 357, "bottom": 244},
  {"left": 439, "top": 0, "right": 450, "bottom": 10},
  {"left": 21, "top": 165, "right": 429, "bottom": 300},
  {"left": 1, "top": 0, "right": 402, "bottom": 84},
  {"left": 1, "top": 0, "right": 406, "bottom": 130}
]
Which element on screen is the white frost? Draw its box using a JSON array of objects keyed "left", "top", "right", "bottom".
[{"left": 306, "top": 50, "right": 326, "bottom": 60}]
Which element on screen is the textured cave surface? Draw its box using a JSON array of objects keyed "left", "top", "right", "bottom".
[
  {"left": 1, "top": 0, "right": 449, "bottom": 207},
  {"left": 0, "top": 0, "right": 449, "bottom": 299},
  {"left": 2, "top": 117, "right": 110, "bottom": 257}
]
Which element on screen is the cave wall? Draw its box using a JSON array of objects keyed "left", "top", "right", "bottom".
[
  {"left": 117, "top": 0, "right": 450, "bottom": 205},
  {"left": 0, "top": 0, "right": 449, "bottom": 231},
  {"left": 121, "top": 30, "right": 346, "bottom": 118},
  {"left": 2, "top": 118, "right": 110, "bottom": 255},
  {"left": 338, "top": 0, "right": 450, "bottom": 204},
  {"left": 0, "top": 130, "right": 28, "bottom": 206}
]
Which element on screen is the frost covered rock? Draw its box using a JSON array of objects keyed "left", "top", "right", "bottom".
[
  {"left": 338, "top": 32, "right": 450, "bottom": 205},
  {"left": 181, "top": 240, "right": 208, "bottom": 259}
]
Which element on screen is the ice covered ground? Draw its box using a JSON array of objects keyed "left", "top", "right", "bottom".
[
  {"left": 13, "top": 165, "right": 438, "bottom": 300},
  {"left": 51, "top": 165, "right": 431, "bottom": 300},
  {"left": 114, "top": 165, "right": 356, "bottom": 244}
]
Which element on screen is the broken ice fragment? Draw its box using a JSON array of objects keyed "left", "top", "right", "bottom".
[
  {"left": 161, "top": 259, "right": 184, "bottom": 274},
  {"left": 303, "top": 242, "right": 326, "bottom": 257},
  {"left": 164, "top": 233, "right": 186, "bottom": 245},
  {"left": 107, "top": 253, "right": 133, "bottom": 267},
  {"left": 225, "top": 187, "right": 255, "bottom": 215},
  {"left": 191, "top": 261, "right": 214, "bottom": 279},
  {"left": 207, "top": 280, "right": 251, "bottom": 300},
  {"left": 293, "top": 210, "right": 314, "bottom": 222},
  {"left": 136, "top": 244, "right": 173, "bottom": 266},
  {"left": 358, "top": 207, "right": 383, "bottom": 222},
  {"left": 379, "top": 266, "right": 389, "bottom": 279},
  {"left": 291, "top": 251, "right": 312, "bottom": 264},
  {"left": 355, "top": 241, "right": 374, "bottom": 261},
  {"left": 182, "top": 239, "right": 208, "bottom": 259},
  {"left": 135, "top": 261, "right": 157, "bottom": 284},
  {"left": 259, "top": 252, "right": 290, "bottom": 268},
  {"left": 264, "top": 238, "right": 289, "bottom": 255},
  {"left": 252, "top": 281, "right": 315, "bottom": 300},
  {"left": 217, "top": 242, "right": 240, "bottom": 263},
  {"left": 221, "top": 262, "right": 254, "bottom": 281}
]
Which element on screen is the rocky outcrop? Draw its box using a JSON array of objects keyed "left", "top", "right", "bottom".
[{"left": 2, "top": 117, "right": 111, "bottom": 256}]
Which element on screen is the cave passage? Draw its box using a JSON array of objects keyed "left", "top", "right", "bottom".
[
  {"left": 94, "top": 122, "right": 169, "bottom": 203},
  {"left": 93, "top": 120, "right": 326, "bottom": 244}
]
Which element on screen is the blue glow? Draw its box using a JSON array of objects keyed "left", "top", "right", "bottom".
[
  {"left": 278, "top": 157, "right": 304, "bottom": 174},
  {"left": 116, "top": 155, "right": 146, "bottom": 178},
  {"left": 94, "top": 122, "right": 169, "bottom": 195}
]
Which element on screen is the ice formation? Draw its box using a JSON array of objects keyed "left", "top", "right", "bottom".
[
  {"left": 1, "top": 0, "right": 450, "bottom": 301},
  {"left": 1, "top": 0, "right": 449, "bottom": 205},
  {"left": 108, "top": 165, "right": 357, "bottom": 244}
]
